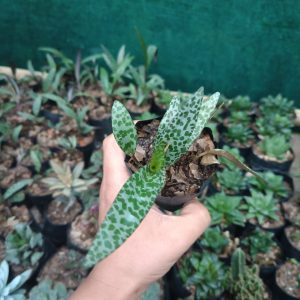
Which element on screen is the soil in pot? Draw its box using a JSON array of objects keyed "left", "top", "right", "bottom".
[
  {"left": 36, "top": 128, "right": 62, "bottom": 148},
  {"left": 275, "top": 260, "right": 300, "bottom": 299},
  {"left": 37, "top": 246, "right": 88, "bottom": 290},
  {"left": 124, "top": 99, "right": 151, "bottom": 117},
  {"left": 0, "top": 204, "right": 31, "bottom": 237},
  {"left": 281, "top": 226, "right": 300, "bottom": 261},
  {"left": 25, "top": 178, "right": 53, "bottom": 208},
  {"left": 0, "top": 145, "right": 16, "bottom": 169},
  {"left": 282, "top": 193, "right": 300, "bottom": 225},
  {"left": 46, "top": 198, "right": 82, "bottom": 225},
  {"left": 50, "top": 147, "right": 84, "bottom": 168},
  {"left": 126, "top": 120, "right": 219, "bottom": 210},
  {"left": 0, "top": 165, "right": 32, "bottom": 190},
  {"left": 68, "top": 206, "right": 99, "bottom": 253}
]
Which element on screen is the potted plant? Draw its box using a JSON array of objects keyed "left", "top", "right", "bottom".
[
  {"left": 37, "top": 247, "right": 87, "bottom": 290},
  {"left": 4, "top": 223, "right": 44, "bottom": 276},
  {"left": 0, "top": 260, "right": 32, "bottom": 299},
  {"left": 281, "top": 225, "right": 300, "bottom": 261},
  {"left": 248, "top": 170, "right": 293, "bottom": 202},
  {"left": 249, "top": 135, "right": 294, "bottom": 173},
  {"left": 275, "top": 259, "right": 300, "bottom": 300},
  {"left": 241, "top": 228, "right": 283, "bottom": 279},
  {"left": 178, "top": 251, "right": 227, "bottom": 300},
  {"left": 41, "top": 159, "right": 98, "bottom": 244},
  {"left": 225, "top": 248, "right": 266, "bottom": 300},
  {"left": 204, "top": 192, "right": 246, "bottom": 229},
  {"left": 241, "top": 189, "right": 284, "bottom": 234}
]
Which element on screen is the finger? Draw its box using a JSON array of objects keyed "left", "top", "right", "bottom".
[{"left": 99, "top": 135, "right": 131, "bottom": 223}]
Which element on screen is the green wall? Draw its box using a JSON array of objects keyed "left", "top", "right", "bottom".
[{"left": 1, "top": 0, "right": 300, "bottom": 105}]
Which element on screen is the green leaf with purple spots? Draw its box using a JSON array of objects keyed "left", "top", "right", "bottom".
[
  {"left": 112, "top": 100, "right": 137, "bottom": 156},
  {"left": 83, "top": 165, "right": 166, "bottom": 268}
]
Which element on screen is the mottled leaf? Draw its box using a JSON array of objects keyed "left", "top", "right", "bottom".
[
  {"left": 154, "top": 88, "right": 204, "bottom": 166},
  {"left": 112, "top": 101, "right": 137, "bottom": 156},
  {"left": 84, "top": 165, "right": 165, "bottom": 268}
]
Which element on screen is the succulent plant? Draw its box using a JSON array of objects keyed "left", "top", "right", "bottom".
[
  {"left": 29, "top": 279, "right": 72, "bottom": 300},
  {"left": 256, "top": 114, "right": 293, "bottom": 139},
  {"left": 259, "top": 94, "right": 294, "bottom": 118},
  {"left": 84, "top": 88, "right": 220, "bottom": 268},
  {"left": 224, "top": 124, "right": 254, "bottom": 145},
  {"left": 226, "top": 248, "right": 264, "bottom": 300},
  {"left": 200, "top": 226, "right": 229, "bottom": 254},
  {"left": 42, "top": 159, "right": 98, "bottom": 212},
  {"left": 205, "top": 192, "right": 245, "bottom": 227},
  {"left": 0, "top": 260, "right": 32, "bottom": 299},
  {"left": 5, "top": 223, "right": 43, "bottom": 268},
  {"left": 241, "top": 189, "right": 279, "bottom": 225},
  {"left": 227, "top": 111, "right": 251, "bottom": 126},
  {"left": 179, "top": 251, "right": 227, "bottom": 299},
  {"left": 217, "top": 168, "right": 248, "bottom": 193},
  {"left": 249, "top": 170, "right": 289, "bottom": 199},
  {"left": 258, "top": 135, "right": 290, "bottom": 160},
  {"left": 3, "top": 178, "right": 33, "bottom": 204},
  {"left": 241, "top": 228, "right": 276, "bottom": 258},
  {"left": 229, "top": 95, "right": 252, "bottom": 111}
]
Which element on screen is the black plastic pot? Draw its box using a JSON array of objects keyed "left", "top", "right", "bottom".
[
  {"left": 77, "top": 139, "right": 95, "bottom": 166},
  {"left": 280, "top": 226, "right": 300, "bottom": 261},
  {"left": 88, "top": 116, "right": 112, "bottom": 142},
  {"left": 165, "top": 266, "right": 191, "bottom": 300},
  {"left": 42, "top": 200, "right": 83, "bottom": 246},
  {"left": 272, "top": 272, "right": 300, "bottom": 300},
  {"left": 150, "top": 99, "right": 167, "bottom": 116},
  {"left": 25, "top": 191, "right": 53, "bottom": 210},
  {"left": 248, "top": 147, "right": 295, "bottom": 173},
  {"left": 41, "top": 109, "right": 62, "bottom": 124}
]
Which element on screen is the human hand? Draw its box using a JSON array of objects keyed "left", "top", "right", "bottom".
[{"left": 71, "top": 134, "right": 211, "bottom": 300}]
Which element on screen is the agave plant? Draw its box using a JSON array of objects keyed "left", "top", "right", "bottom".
[
  {"left": 0, "top": 260, "right": 32, "bottom": 300},
  {"left": 42, "top": 159, "right": 98, "bottom": 212}
]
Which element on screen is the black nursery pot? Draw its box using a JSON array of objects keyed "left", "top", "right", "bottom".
[
  {"left": 165, "top": 266, "right": 191, "bottom": 300},
  {"left": 88, "top": 116, "right": 112, "bottom": 143},
  {"left": 150, "top": 99, "right": 167, "bottom": 116},
  {"left": 280, "top": 226, "right": 300, "bottom": 261},
  {"left": 77, "top": 139, "right": 95, "bottom": 166},
  {"left": 25, "top": 192, "right": 53, "bottom": 211},
  {"left": 248, "top": 148, "right": 294, "bottom": 173},
  {"left": 41, "top": 109, "right": 62, "bottom": 124}
]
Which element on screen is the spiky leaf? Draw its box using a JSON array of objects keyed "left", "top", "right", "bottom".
[
  {"left": 112, "top": 101, "right": 137, "bottom": 156},
  {"left": 84, "top": 165, "right": 165, "bottom": 268}
]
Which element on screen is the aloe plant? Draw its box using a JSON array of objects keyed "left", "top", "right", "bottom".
[
  {"left": 42, "top": 160, "right": 98, "bottom": 212},
  {"left": 0, "top": 260, "right": 32, "bottom": 299},
  {"left": 179, "top": 251, "right": 227, "bottom": 299},
  {"left": 260, "top": 94, "right": 294, "bottom": 118},
  {"left": 258, "top": 135, "right": 290, "bottom": 160},
  {"left": 84, "top": 88, "right": 220, "bottom": 268},
  {"left": 241, "top": 189, "right": 279, "bottom": 225},
  {"left": 229, "top": 95, "right": 252, "bottom": 111}
]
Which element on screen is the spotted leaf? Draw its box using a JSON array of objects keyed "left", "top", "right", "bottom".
[
  {"left": 154, "top": 88, "right": 204, "bottom": 166},
  {"left": 112, "top": 101, "right": 137, "bottom": 156},
  {"left": 84, "top": 165, "right": 166, "bottom": 268}
]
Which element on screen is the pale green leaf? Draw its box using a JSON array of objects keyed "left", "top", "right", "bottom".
[
  {"left": 112, "top": 101, "right": 137, "bottom": 156},
  {"left": 84, "top": 165, "right": 166, "bottom": 268},
  {"left": 4, "top": 179, "right": 33, "bottom": 200}
]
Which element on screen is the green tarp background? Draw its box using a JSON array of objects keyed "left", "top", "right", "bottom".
[{"left": 1, "top": 0, "right": 300, "bottom": 106}]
